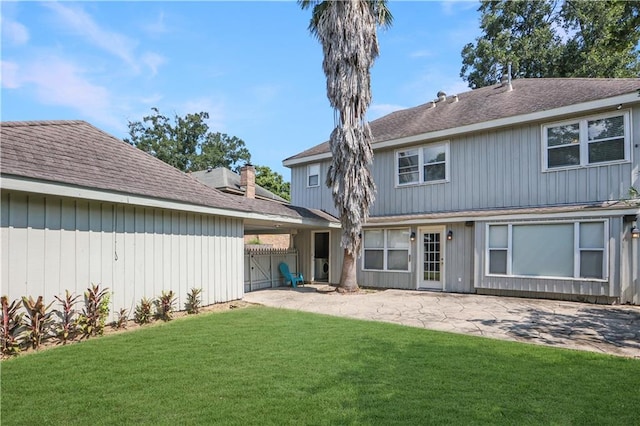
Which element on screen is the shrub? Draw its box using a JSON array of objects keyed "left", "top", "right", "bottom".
[
  {"left": 78, "top": 284, "right": 110, "bottom": 339},
  {"left": 1, "top": 296, "right": 25, "bottom": 356},
  {"left": 22, "top": 296, "right": 54, "bottom": 350},
  {"left": 155, "top": 291, "right": 177, "bottom": 322},
  {"left": 134, "top": 298, "right": 153, "bottom": 325},
  {"left": 112, "top": 308, "right": 129, "bottom": 330},
  {"left": 53, "top": 290, "right": 81, "bottom": 345},
  {"left": 185, "top": 288, "right": 203, "bottom": 315}
]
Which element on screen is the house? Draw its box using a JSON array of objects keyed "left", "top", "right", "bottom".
[
  {"left": 191, "top": 166, "right": 291, "bottom": 249},
  {"left": 0, "top": 120, "right": 339, "bottom": 315},
  {"left": 284, "top": 78, "right": 640, "bottom": 304}
]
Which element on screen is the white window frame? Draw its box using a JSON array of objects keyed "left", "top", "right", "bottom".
[
  {"left": 485, "top": 220, "right": 609, "bottom": 281},
  {"left": 307, "top": 163, "right": 320, "bottom": 188},
  {"left": 395, "top": 141, "right": 450, "bottom": 187},
  {"left": 542, "top": 110, "right": 631, "bottom": 171},
  {"left": 362, "top": 228, "right": 411, "bottom": 273}
]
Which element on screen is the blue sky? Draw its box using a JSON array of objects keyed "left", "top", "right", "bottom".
[{"left": 1, "top": 1, "right": 481, "bottom": 178}]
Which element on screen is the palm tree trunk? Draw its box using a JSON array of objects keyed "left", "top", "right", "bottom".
[{"left": 337, "top": 249, "right": 358, "bottom": 293}]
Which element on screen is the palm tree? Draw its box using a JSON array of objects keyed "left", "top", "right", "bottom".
[{"left": 299, "top": 1, "right": 392, "bottom": 292}]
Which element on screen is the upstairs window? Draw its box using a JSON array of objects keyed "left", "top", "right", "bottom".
[
  {"left": 543, "top": 111, "right": 629, "bottom": 170},
  {"left": 307, "top": 163, "right": 320, "bottom": 187},
  {"left": 396, "top": 142, "right": 449, "bottom": 186}
]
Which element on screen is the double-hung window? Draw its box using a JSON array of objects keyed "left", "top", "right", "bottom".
[
  {"left": 486, "top": 221, "right": 607, "bottom": 280},
  {"left": 363, "top": 228, "right": 411, "bottom": 271},
  {"left": 396, "top": 142, "right": 449, "bottom": 186},
  {"left": 543, "top": 111, "right": 629, "bottom": 170},
  {"left": 307, "top": 163, "right": 320, "bottom": 187}
]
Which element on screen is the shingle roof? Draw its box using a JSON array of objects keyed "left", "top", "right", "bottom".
[
  {"left": 191, "top": 167, "right": 288, "bottom": 203},
  {"left": 286, "top": 78, "right": 640, "bottom": 162},
  {"left": 0, "top": 120, "right": 338, "bottom": 224}
]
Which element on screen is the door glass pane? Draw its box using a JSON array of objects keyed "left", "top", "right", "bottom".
[
  {"left": 580, "top": 251, "right": 603, "bottom": 279},
  {"left": 388, "top": 229, "right": 410, "bottom": 248},
  {"left": 512, "top": 224, "right": 574, "bottom": 277},
  {"left": 364, "top": 230, "right": 384, "bottom": 248},
  {"left": 388, "top": 250, "right": 409, "bottom": 271},
  {"left": 548, "top": 145, "right": 580, "bottom": 168},
  {"left": 588, "top": 139, "right": 624, "bottom": 163},
  {"left": 489, "top": 225, "right": 508, "bottom": 248},
  {"left": 580, "top": 222, "right": 604, "bottom": 249},
  {"left": 489, "top": 250, "right": 507, "bottom": 274},
  {"left": 547, "top": 123, "right": 579, "bottom": 147},
  {"left": 423, "top": 232, "right": 441, "bottom": 281},
  {"left": 364, "top": 250, "right": 383, "bottom": 270}
]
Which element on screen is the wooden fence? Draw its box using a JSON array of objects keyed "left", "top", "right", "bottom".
[{"left": 244, "top": 247, "right": 299, "bottom": 293}]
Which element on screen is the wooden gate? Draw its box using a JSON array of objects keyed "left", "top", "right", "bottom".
[{"left": 244, "top": 248, "right": 299, "bottom": 292}]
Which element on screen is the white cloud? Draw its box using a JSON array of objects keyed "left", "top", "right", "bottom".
[
  {"left": 142, "top": 11, "right": 168, "bottom": 36},
  {"left": 1, "top": 61, "right": 21, "bottom": 89},
  {"left": 410, "top": 49, "right": 433, "bottom": 59},
  {"left": 44, "top": 2, "right": 140, "bottom": 71},
  {"left": 1, "top": 17, "right": 29, "bottom": 46},
  {"left": 141, "top": 52, "right": 167, "bottom": 76},
  {"left": 181, "top": 98, "right": 226, "bottom": 131},
  {"left": 368, "top": 103, "right": 406, "bottom": 120}
]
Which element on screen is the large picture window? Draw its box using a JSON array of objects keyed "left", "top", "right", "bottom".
[
  {"left": 363, "top": 228, "right": 411, "bottom": 271},
  {"left": 396, "top": 142, "right": 449, "bottom": 186},
  {"left": 543, "top": 111, "right": 629, "bottom": 170},
  {"left": 486, "top": 221, "right": 607, "bottom": 280}
]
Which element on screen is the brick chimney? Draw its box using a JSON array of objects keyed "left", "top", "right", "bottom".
[{"left": 240, "top": 164, "right": 256, "bottom": 199}]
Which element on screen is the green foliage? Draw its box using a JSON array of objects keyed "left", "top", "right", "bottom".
[
  {"left": 154, "top": 291, "right": 177, "bottom": 322},
  {"left": 461, "top": 0, "right": 640, "bottom": 88},
  {"left": 112, "top": 308, "right": 129, "bottom": 330},
  {"left": 134, "top": 298, "right": 154, "bottom": 325},
  {"left": 185, "top": 288, "right": 203, "bottom": 315},
  {"left": 53, "top": 290, "right": 81, "bottom": 345},
  {"left": 21, "top": 295, "right": 54, "bottom": 350},
  {"left": 125, "top": 107, "right": 251, "bottom": 172},
  {"left": 255, "top": 165, "right": 291, "bottom": 201},
  {"left": 77, "top": 284, "right": 110, "bottom": 339},
  {"left": 1, "top": 296, "right": 25, "bottom": 356}
]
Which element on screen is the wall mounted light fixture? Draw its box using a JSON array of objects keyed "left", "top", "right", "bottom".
[
  {"left": 632, "top": 226, "right": 640, "bottom": 239},
  {"left": 447, "top": 230, "right": 453, "bottom": 240},
  {"left": 410, "top": 231, "right": 416, "bottom": 242}
]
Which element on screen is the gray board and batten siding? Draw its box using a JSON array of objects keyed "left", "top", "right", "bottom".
[
  {"left": 1, "top": 191, "right": 244, "bottom": 319},
  {"left": 291, "top": 104, "right": 640, "bottom": 217}
]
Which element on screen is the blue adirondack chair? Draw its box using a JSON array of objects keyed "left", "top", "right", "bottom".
[{"left": 279, "top": 262, "right": 304, "bottom": 288}]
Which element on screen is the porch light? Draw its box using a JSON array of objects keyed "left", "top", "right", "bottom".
[
  {"left": 410, "top": 232, "right": 416, "bottom": 242},
  {"left": 632, "top": 226, "right": 640, "bottom": 239},
  {"left": 447, "top": 230, "right": 453, "bottom": 240}
]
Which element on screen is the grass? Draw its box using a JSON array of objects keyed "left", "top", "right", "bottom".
[{"left": 2, "top": 306, "right": 639, "bottom": 425}]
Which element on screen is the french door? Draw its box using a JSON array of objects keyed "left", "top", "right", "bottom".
[{"left": 418, "top": 227, "right": 445, "bottom": 290}]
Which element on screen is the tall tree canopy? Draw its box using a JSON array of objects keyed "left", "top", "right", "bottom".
[
  {"left": 461, "top": 0, "right": 640, "bottom": 88},
  {"left": 300, "top": 0, "right": 392, "bottom": 292},
  {"left": 255, "top": 165, "right": 291, "bottom": 201},
  {"left": 125, "top": 108, "right": 251, "bottom": 173}
]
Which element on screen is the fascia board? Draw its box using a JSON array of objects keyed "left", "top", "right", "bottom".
[
  {"left": 284, "top": 92, "right": 640, "bottom": 167},
  {"left": 363, "top": 206, "right": 640, "bottom": 226},
  {"left": 1, "top": 175, "right": 341, "bottom": 228}
]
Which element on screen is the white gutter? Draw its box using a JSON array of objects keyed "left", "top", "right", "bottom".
[{"left": 284, "top": 92, "right": 640, "bottom": 167}]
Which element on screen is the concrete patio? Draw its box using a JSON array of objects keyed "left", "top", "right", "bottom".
[{"left": 243, "top": 285, "right": 640, "bottom": 358}]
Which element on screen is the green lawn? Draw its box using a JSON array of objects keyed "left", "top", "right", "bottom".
[{"left": 2, "top": 306, "right": 639, "bottom": 425}]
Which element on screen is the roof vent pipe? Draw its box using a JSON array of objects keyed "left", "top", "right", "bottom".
[
  {"left": 452, "top": 94, "right": 459, "bottom": 103},
  {"left": 501, "top": 63, "right": 513, "bottom": 91},
  {"left": 436, "top": 91, "right": 446, "bottom": 102}
]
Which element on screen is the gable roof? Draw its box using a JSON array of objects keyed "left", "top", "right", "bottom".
[
  {"left": 0, "top": 120, "right": 339, "bottom": 226},
  {"left": 191, "top": 167, "right": 288, "bottom": 203},
  {"left": 285, "top": 78, "right": 640, "bottom": 164}
]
